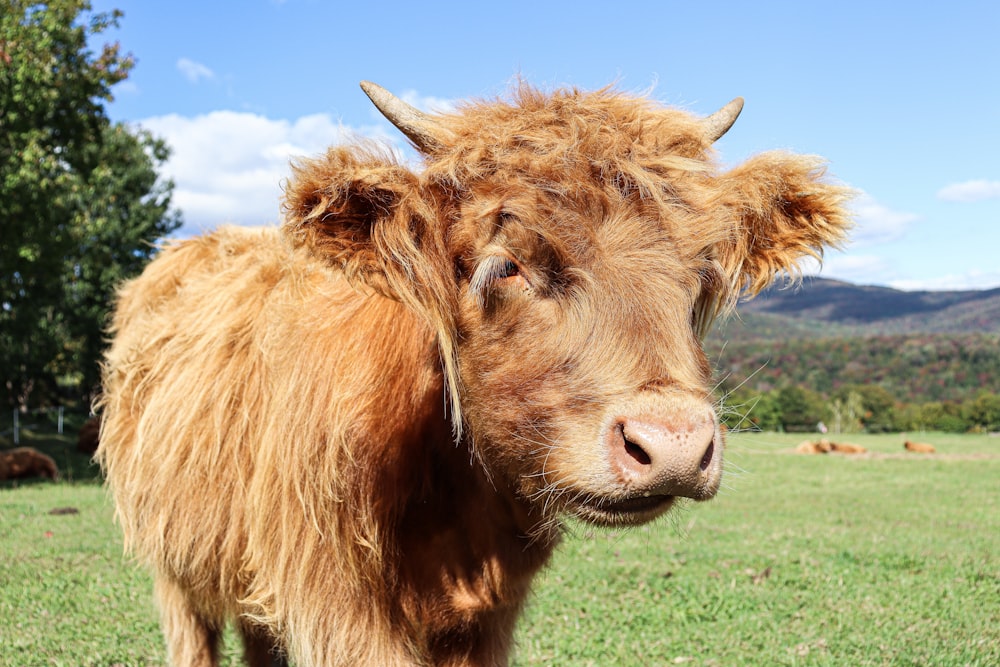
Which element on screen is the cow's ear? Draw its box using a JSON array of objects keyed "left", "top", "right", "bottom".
[
  {"left": 712, "top": 152, "right": 854, "bottom": 297},
  {"left": 282, "top": 145, "right": 448, "bottom": 306},
  {"left": 281, "top": 145, "right": 464, "bottom": 433}
]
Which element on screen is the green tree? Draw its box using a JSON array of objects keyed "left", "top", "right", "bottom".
[
  {"left": 720, "top": 386, "right": 782, "bottom": 431},
  {"left": 828, "top": 390, "right": 864, "bottom": 434},
  {"left": 775, "top": 386, "right": 825, "bottom": 433},
  {"left": 964, "top": 392, "right": 1000, "bottom": 432},
  {"left": 834, "top": 384, "right": 898, "bottom": 433},
  {"left": 1, "top": 0, "right": 179, "bottom": 408},
  {"left": 909, "top": 401, "right": 967, "bottom": 433}
]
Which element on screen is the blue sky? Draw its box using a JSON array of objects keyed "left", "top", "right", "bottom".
[{"left": 92, "top": 0, "right": 1000, "bottom": 290}]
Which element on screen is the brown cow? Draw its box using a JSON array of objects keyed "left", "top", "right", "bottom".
[
  {"left": 97, "top": 81, "right": 851, "bottom": 666},
  {"left": 829, "top": 441, "right": 866, "bottom": 454},
  {"left": 904, "top": 440, "right": 936, "bottom": 453},
  {"left": 795, "top": 440, "right": 827, "bottom": 454},
  {"left": 796, "top": 439, "right": 866, "bottom": 455},
  {"left": 0, "top": 447, "right": 58, "bottom": 481}
]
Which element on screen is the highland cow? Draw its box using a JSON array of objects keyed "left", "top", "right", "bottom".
[
  {"left": 98, "top": 81, "right": 851, "bottom": 666},
  {"left": 0, "top": 446, "right": 58, "bottom": 481},
  {"left": 829, "top": 441, "right": 867, "bottom": 454},
  {"left": 795, "top": 440, "right": 828, "bottom": 454},
  {"left": 795, "top": 440, "right": 866, "bottom": 455},
  {"left": 904, "top": 440, "right": 936, "bottom": 453}
]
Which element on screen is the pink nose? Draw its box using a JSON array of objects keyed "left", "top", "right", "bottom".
[{"left": 607, "top": 414, "right": 720, "bottom": 500}]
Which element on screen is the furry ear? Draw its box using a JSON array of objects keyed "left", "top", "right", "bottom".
[
  {"left": 282, "top": 144, "right": 443, "bottom": 302},
  {"left": 712, "top": 151, "right": 854, "bottom": 297},
  {"left": 281, "top": 144, "right": 465, "bottom": 436}
]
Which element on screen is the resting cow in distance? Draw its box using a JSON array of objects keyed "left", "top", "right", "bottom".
[
  {"left": 97, "top": 80, "right": 852, "bottom": 666},
  {"left": 904, "top": 440, "right": 936, "bottom": 453}
]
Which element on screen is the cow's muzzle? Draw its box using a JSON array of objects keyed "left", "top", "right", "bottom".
[
  {"left": 571, "top": 398, "right": 724, "bottom": 526},
  {"left": 609, "top": 412, "right": 721, "bottom": 501}
]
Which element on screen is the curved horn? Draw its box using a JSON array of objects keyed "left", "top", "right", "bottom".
[
  {"left": 702, "top": 97, "right": 744, "bottom": 143},
  {"left": 360, "top": 81, "right": 447, "bottom": 152}
]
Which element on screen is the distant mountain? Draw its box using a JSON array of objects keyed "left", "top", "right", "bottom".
[{"left": 712, "top": 277, "right": 1000, "bottom": 341}]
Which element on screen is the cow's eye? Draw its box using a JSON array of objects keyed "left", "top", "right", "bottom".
[
  {"left": 492, "top": 257, "right": 528, "bottom": 289},
  {"left": 469, "top": 254, "right": 531, "bottom": 307},
  {"left": 497, "top": 258, "right": 519, "bottom": 279}
]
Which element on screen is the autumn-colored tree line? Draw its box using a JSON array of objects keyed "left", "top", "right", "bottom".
[{"left": 712, "top": 334, "right": 1000, "bottom": 433}]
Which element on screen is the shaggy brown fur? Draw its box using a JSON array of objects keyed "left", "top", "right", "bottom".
[
  {"left": 98, "top": 82, "right": 851, "bottom": 666},
  {"left": 77, "top": 416, "right": 100, "bottom": 455},
  {"left": 0, "top": 447, "right": 58, "bottom": 480},
  {"left": 904, "top": 440, "right": 936, "bottom": 453}
]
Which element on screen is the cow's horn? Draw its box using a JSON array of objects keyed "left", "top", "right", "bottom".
[
  {"left": 360, "top": 81, "right": 448, "bottom": 152},
  {"left": 702, "top": 97, "right": 744, "bottom": 142}
]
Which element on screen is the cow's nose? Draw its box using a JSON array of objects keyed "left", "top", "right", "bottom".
[{"left": 606, "top": 413, "right": 721, "bottom": 500}]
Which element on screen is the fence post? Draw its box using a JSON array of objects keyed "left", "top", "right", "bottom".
[
  {"left": 58, "top": 406, "right": 64, "bottom": 434},
  {"left": 12, "top": 409, "right": 18, "bottom": 445}
]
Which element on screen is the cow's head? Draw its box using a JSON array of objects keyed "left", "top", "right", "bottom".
[{"left": 283, "top": 82, "right": 851, "bottom": 528}]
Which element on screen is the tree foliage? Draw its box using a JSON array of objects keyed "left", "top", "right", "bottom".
[
  {"left": 712, "top": 334, "right": 1000, "bottom": 405},
  {"left": 1, "top": 0, "right": 179, "bottom": 408},
  {"left": 714, "top": 332, "right": 1000, "bottom": 434},
  {"left": 723, "top": 383, "right": 1000, "bottom": 435}
]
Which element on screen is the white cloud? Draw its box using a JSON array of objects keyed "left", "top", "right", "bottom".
[
  {"left": 177, "top": 58, "right": 215, "bottom": 83},
  {"left": 399, "top": 90, "right": 459, "bottom": 114},
  {"left": 114, "top": 80, "right": 139, "bottom": 96},
  {"left": 797, "top": 253, "right": 890, "bottom": 285},
  {"left": 888, "top": 270, "right": 1000, "bottom": 291},
  {"left": 937, "top": 179, "right": 1000, "bottom": 203},
  {"left": 798, "top": 254, "right": 1000, "bottom": 291},
  {"left": 138, "top": 111, "right": 402, "bottom": 235},
  {"left": 847, "top": 193, "right": 919, "bottom": 246}
]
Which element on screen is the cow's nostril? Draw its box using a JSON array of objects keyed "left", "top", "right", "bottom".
[
  {"left": 699, "top": 439, "right": 715, "bottom": 471},
  {"left": 620, "top": 424, "right": 652, "bottom": 466}
]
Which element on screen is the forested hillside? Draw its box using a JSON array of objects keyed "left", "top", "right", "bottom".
[
  {"left": 707, "top": 278, "right": 1000, "bottom": 433},
  {"left": 709, "top": 333, "right": 1000, "bottom": 404}
]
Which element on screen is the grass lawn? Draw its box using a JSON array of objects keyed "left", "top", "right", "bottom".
[{"left": 1, "top": 429, "right": 997, "bottom": 666}]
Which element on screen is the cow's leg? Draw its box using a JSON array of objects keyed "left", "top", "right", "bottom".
[
  {"left": 239, "top": 620, "right": 288, "bottom": 667},
  {"left": 154, "top": 575, "right": 221, "bottom": 667}
]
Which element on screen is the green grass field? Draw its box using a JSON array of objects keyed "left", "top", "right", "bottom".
[{"left": 1, "top": 430, "right": 997, "bottom": 666}]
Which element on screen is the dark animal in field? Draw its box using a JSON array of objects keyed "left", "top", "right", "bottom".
[
  {"left": 97, "top": 80, "right": 851, "bottom": 666},
  {"left": 77, "top": 416, "right": 100, "bottom": 455},
  {"left": 904, "top": 440, "right": 936, "bottom": 453},
  {"left": 0, "top": 447, "right": 58, "bottom": 481}
]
